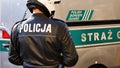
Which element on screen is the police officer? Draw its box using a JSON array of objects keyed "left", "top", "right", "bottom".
[{"left": 8, "top": 0, "right": 78, "bottom": 68}]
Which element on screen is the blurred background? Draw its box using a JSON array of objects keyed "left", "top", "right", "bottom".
[{"left": 0, "top": 0, "right": 30, "bottom": 32}]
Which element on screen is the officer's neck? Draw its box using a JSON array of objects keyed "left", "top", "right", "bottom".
[{"left": 33, "top": 9, "right": 43, "bottom": 14}]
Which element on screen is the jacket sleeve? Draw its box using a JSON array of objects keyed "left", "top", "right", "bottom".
[
  {"left": 57, "top": 23, "right": 79, "bottom": 67},
  {"left": 8, "top": 23, "right": 23, "bottom": 65}
]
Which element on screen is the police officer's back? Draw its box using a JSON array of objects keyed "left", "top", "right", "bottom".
[{"left": 9, "top": 0, "right": 78, "bottom": 68}]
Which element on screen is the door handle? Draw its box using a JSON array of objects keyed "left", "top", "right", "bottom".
[{"left": 2, "top": 43, "right": 10, "bottom": 48}]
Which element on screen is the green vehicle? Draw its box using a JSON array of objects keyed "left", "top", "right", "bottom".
[{"left": 54, "top": 0, "right": 120, "bottom": 68}]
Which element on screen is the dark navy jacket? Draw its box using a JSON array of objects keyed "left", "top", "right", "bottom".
[{"left": 9, "top": 13, "right": 78, "bottom": 68}]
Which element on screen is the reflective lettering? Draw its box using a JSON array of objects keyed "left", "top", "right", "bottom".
[
  {"left": 19, "top": 25, "right": 23, "bottom": 33},
  {"left": 88, "top": 33, "right": 93, "bottom": 41},
  {"left": 101, "top": 32, "right": 106, "bottom": 40},
  {"left": 29, "top": 24, "right": 32, "bottom": 32},
  {"left": 46, "top": 24, "right": 51, "bottom": 33},
  {"left": 94, "top": 32, "right": 99, "bottom": 41},
  {"left": 41, "top": 24, "right": 46, "bottom": 32},
  {"left": 19, "top": 23, "right": 51, "bottom": 33},
  {"left": 81, "top": 33, "right": 86, "bottom": 42},
  {"left": 24, "top": 24, "right": 28, "bottom": 32},
  {"left": 36, "top": 24, "right": 41, "bottom": 32},
  {"left": 108, "top": 30, "right": 113, "bottom": 40},
  {"left": 117, "top": 31, "right": 120, "bottom": 39}
]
